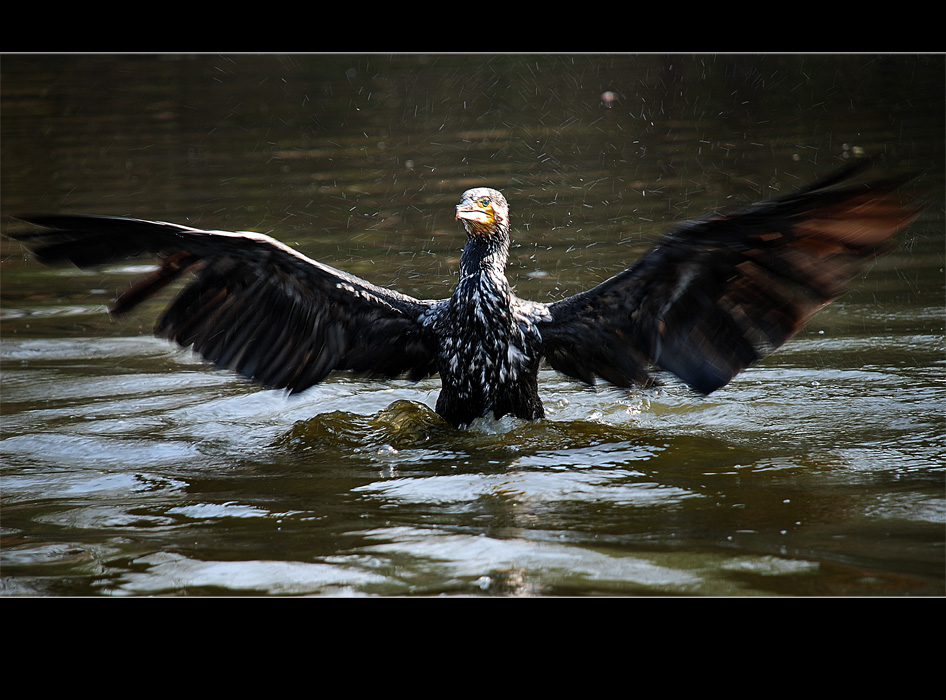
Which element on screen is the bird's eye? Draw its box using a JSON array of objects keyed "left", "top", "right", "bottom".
[{"left": 479, "top": 197, "right": 491, "bottom": 207}]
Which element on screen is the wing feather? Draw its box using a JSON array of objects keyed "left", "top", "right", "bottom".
[
  {"left": 10, "top": 215, "right": 440, "bottom": 393},
  {"left": 537, "top": 162, "right": 922, "bottom": 394}
]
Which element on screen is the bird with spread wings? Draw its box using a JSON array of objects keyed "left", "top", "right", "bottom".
[{"left": 9, "top": 158, "right": 921, "bottom": 427}]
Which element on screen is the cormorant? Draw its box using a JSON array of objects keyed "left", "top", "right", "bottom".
[{"left": 9, "top": 159, "right": 921, "bottom": 427}]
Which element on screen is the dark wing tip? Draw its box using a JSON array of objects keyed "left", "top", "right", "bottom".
[
  {"left": 7, "top": 213, "right": 195, "bottom": 267},
  {"left": 651, "top": 162, "right": 924, "bottom": 392}
]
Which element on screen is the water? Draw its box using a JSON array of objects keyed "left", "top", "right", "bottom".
[{"left": 1, "top": 54, "right": 943, "bottom": 596}]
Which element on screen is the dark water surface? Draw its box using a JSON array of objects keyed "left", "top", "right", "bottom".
[{"left": 1, "top": 54, "right": 943, "bottom": 596}]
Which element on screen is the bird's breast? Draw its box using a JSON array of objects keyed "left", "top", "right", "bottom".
[{"left": 434, "top": 274, "right": 538, "bottom": 396}]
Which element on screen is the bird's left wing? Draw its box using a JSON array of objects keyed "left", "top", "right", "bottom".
[
  {"left": 533, "top": 163, "right": 922, "bottom": 394},
  {"left": 9, "top": 215, "right": 441, "bottom": 392}
]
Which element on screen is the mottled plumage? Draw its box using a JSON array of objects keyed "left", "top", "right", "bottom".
[{"left": 9, "top": 159, "right": 921, "bottom": 427}]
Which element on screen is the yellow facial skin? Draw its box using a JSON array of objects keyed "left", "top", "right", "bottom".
[
  {"left": 456, "top": 196, "right": 494, "bottom": 227},
  {"left": 455, "top": 189, "right": 509, "bottom": 240}
]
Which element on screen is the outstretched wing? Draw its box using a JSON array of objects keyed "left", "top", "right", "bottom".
[
  {"left": 9, "top": 215, "right": 440, "bottom": 392},
  {"left": 536, "top": 161, "right": 922, "bottom": 394}
]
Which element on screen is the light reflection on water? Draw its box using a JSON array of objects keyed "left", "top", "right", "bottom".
[
  {"left": 1, "top": 54, "right": 943, "bottom": 596},
  {"left": 2, "top": 326, "right": 942, "bottom": 596}
]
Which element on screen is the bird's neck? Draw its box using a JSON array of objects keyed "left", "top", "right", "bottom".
[{"left": 459, "top": 229, "right": 510, "bottom": 281}]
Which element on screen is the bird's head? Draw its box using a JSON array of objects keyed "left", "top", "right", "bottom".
[{"left": 455, "top": 188, "right": 509, "bottom": 241}]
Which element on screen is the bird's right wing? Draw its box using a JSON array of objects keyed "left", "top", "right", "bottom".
[
  {"left": 9, "top": 215, "right": 441, "bottom": 392},
  {"left": 534, "top": 162, "right": 922, "bottom": 394}
]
